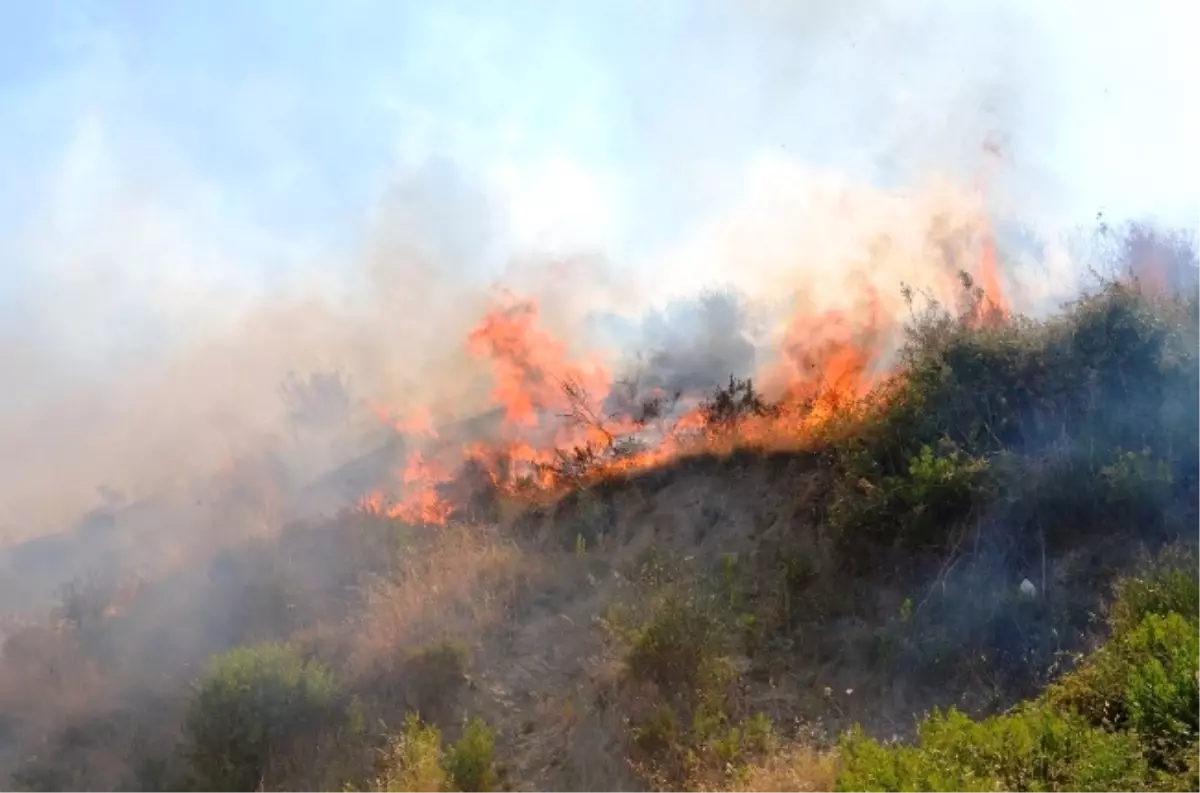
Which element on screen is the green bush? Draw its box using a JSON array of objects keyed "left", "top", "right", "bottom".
[
  {"left": 629, "top": 703, "right": 681, "bottom": 758},
  {"left": 838, "top": 553, "right": 1200, "bottom": 791},
  {"left": 444, "top": 717, "right": 499, "bottom": 792},
  {"left": 366, "top": 713, "right": 499, "bottom": 793},
  {"left": 837, "top": 707, "right": 1148, "bottom": 792},
  {"left": 836, "top": 281, "right": 1198, "bottom": 560},
  {"left": 900, "top": 281, "right": 1198, "bottom": 461},
  {"left": 184, "top": 642, "right": 340, "bottom": 791},
  {"left": 616, "top": 587, "right": 778, "bottom": 790},
  {"left": 1124, "top": 614, "right": 1200, "bottom": 770},
  {"left": 1047, "top": 611, "right": 1199, "bottom": 772},
  {"left": 694, "top": 710, "right": 777, "bottom": 780},
  {"left": 625, "top": 592, "right": 734, "bottom": 708},
  {"left": 828, "top": 439, "right": 991, "bottom": 567},
  {"left": 1046, "top": 556, "right": 1198, "bottom": 736},
  {"left": 1109, "top": 551, "right": 1200, "bottom": 637},
  {"left": 629, "top": 703, "right": 778, "bottom": 791},
  {"left": 370, "top": 713, "right": 447, "bottom": 792}
]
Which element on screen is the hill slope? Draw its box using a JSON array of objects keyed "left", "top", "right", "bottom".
[{"left": 1, "top": 273, "right": 1197, "bottom": 792}]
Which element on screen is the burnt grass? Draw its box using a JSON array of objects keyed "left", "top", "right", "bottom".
[{"left": 1, "top": 267, "right": 1198, "bottom": 790}]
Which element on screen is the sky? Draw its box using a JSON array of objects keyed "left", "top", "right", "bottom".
[{"left": 0, "top": 0, "right": 1196, "bottom": 359}]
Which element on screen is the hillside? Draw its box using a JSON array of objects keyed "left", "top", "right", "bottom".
[{"left": 1, "top": 264, "right": 1197, "bottom": 791}]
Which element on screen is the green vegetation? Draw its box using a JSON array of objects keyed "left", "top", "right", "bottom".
[
  {"left": 185, "top": 642, "right": 341, "bottom": 791},
  {"left": 366, "top": 714, "right": 499, "bottom": 793},
  {"left": 839, "top": 709, "right": 1150, "bottom": 792},
  {"left": 444, "top": 717, "right": 500, "bottom": 792},
  {"left": 837, "top": 557, "right": 1200, "bottom": 791},
  {"left": 617, "top": 591, "right": 777, "bottom": 789}
]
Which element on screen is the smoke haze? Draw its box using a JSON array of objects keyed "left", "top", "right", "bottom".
[{"left": 0, "top": 0, "right": 1194, "bottom": 549}]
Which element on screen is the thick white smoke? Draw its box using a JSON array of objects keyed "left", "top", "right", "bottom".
[{"left": 0, "top": 0, "right": 1193, "bottom": 547}]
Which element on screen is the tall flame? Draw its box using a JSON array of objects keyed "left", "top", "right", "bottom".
[{"left": 977, "top": 234, "right": 1008, "bottom": 315}]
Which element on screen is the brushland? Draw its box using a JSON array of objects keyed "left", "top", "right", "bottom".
[{"left": 0, "top": 249, "right": 1197, "bottom": 791}]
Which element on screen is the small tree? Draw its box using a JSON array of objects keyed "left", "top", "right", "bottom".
[{"left": 445, "top": 717, "right": 499, "bottom": 792}]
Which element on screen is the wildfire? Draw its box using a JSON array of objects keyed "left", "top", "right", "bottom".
[
  {"left": 370, "top": 402, "right": 438, "bottom": 438},
  {"left": 362, "top": 221, "right": 1012, "bottom": 526},
  {"left": 359, "top": 451, "right": 455, "bottom": 524},
  {"left": 977, "top": 233, "right": 1010, "bottom": 316},
  {"left": 465, "top": 296, "right": 612, "bottom": 430}
]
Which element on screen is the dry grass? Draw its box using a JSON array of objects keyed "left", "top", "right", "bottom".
[
  {"left": 730, "top": 745, "right": 840, "bottom": 792},
  {"left": 347, "top": 522, "right": 530, "bottom": 674},
  {"left": 338, "top": 517, "right": 642, "bottom": 789},
  {"left": 459, "top": 548, "right": 637, "bottom": 791}
]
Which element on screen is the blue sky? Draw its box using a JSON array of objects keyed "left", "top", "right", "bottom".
[{"left": 0, "top": 0, "right": 1196, "bottom": 353}]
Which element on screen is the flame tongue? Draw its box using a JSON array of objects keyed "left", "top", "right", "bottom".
[
  {"left": 978, "top": 234, "right": 1007, "bottom": 314},
  {"left": 466, "top": 298, "right": 611, "bottom": 429}
]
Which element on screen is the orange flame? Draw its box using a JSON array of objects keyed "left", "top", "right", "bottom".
[
  {"left": 972, "top": 136, "right": 1011, "bottom": 321},
  {"left": 466, "top": 297, "right": 612, "bottom": 429},
  {"left": 977, "top": 234, "right": 1008, "bottom": 314},
  {"left": 360, "top": 450, "right": 454, "bottom": 524},
  {"left": 370, "top": 401, "right": 438, "bottom": 438}
]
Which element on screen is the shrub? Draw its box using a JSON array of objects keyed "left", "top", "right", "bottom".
[
  {"left": 617, "top": 588, "right": 778, "bottom": 790},
  {"left": 184, "top": 642, "right": 340, "bottom": 791},
  {"left": 1109, "top": 549, "right": 1200, "bottom": 636},
  {"left": 365, "top": 713, "right": 499, "bottom": 793},
  {"left": 1123, "top": 614, "right": 1200, "bottom": 769},
  {"left": 625, "top": 592, "right": 734, "bottom": 709},
  {"left": 369, "top": 713, "right": 447, "bottom": 793},
  {"left": 1046, "top": 557, "right": 1199, "bottom": 750},
  {"left": 837, "top": 707, "right": 1148, "bottom": 792},
  {"left": 828, "top": 439, "right": 991, "bottom": 567},
  {"left": 696, "top": 710, "right": 777, "bottom": 778},
  {"left": 444, "top": 717, "right": 499, "bottom": 792},
  {"left": 1046, "top": 612, "right": 1199, "bottom": 772},
  {"left": 838, "top": 549, "right": 1200, "bottom": 791}
]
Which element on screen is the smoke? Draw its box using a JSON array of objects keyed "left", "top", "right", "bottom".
[
  {"left": 0, "top": 0, "right": 1192, "bottom": 556},
  {"left": 0, "top": 140, "right": 503, "bottom": 539},
  {"left": 633, "top": 290, "right": 760, "bottom": 397}
]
